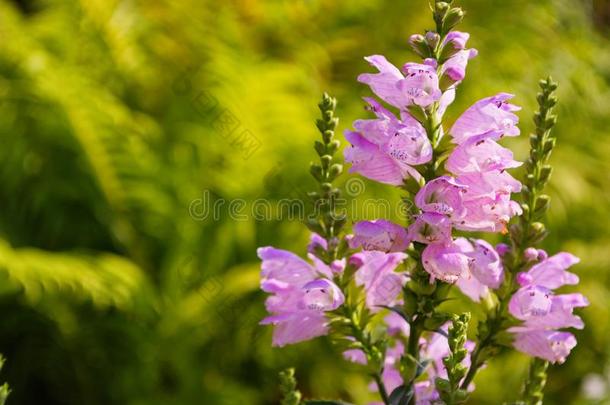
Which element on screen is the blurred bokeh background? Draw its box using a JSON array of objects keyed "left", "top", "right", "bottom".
[{"left": 0, "top": 0, "right": 608, "bottom": 404}]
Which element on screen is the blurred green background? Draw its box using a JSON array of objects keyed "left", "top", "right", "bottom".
[{"left": 0, "top": 0, "right": 608, "bottom": 404}]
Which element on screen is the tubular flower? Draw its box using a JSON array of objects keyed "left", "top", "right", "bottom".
[
  {"left": 508, "top": 252, "right": 588, "bottom": 363},
  {"left": 258, "top": 246, "right": 345, "bottom": 347},
  {"left": 344, "top": 98, "right": 431, "bottom": 185}
]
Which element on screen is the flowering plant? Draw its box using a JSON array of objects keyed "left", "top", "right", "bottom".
[{"left": 259, "top": 1, "right": 587, "bottom": 404}]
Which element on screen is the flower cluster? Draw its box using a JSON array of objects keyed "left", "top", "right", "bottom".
[
  {"left": 261, "top": 1, "right": 587, "bottom": 403},
  {"left": 508, "top": 252, "right": 589, "bottom": 363}
]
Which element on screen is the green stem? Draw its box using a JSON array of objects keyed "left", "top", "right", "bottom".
[
  {"left": 522, "top": 358, "right": 549, "bottom": 405},
  {"left": 374, "top": 374, "right": 390, "bottom": 404}
]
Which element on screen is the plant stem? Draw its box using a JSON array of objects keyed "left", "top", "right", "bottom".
[
  {"left": 522, "top": 358, "right": 549, "bottom": 405},
  {"left": 374, "top": 373, "right": 390, "bottom": 404}
]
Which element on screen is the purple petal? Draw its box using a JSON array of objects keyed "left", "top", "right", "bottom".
[
  {"left": 350, "top": 219, "right": 410, "bottom": 252},
  {"left": 450, "top": 93, "right": 521, "bottom": 144},
  {"left": 408, "top": 212, "right": 453, "bottom": 244},
  {"left": 525, "top": 253, "right": 581, "bottom": 289},
  {"left": 344, "top": 131, "right": 421, "bottom": 185},
  {"left": 301, "top": 278, "right": 345, "bottom": 311},
  {"left": 261, "top": 310, "right": 329, "bottom": 347},
  {"left": 447, "top": 131, "right": 522, "bottom": 175},
  {"left": 422, "top": 240, "right": 472, "bottom": 283},
  {"left": 258, "top": 246, "right": 316, "bottom": 286},
  {"left": 512, "top": 330, "right": 577, "bottom": 364},
  {"left": 415, "top": 176, "right": 467, "bottom": 218},
  {"left": 358, "top": 55, "right": 410, "bottom": 109}
]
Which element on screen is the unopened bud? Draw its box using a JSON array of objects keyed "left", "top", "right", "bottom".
[
  {"left": 409, "top": 34, "right": 430, "bottom": 57},
  {"left": 443, "top": 7, "right": 465, "bottom": 31},
  {"left": 310, "top": 164, "right": 323, "bottom": 182},
  {"left": 425, "top": 31, "right": 441, "bottom": 48},
  {"left": 524, "top": 247, "right": 539, "bottom": 262}
]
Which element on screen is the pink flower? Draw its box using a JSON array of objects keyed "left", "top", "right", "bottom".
[
  {"left": 351, "top": 251, "right": 408, "bottom": 309},
  {"left": 450, "top": 93, "right": 521, "bottom": 144},
  {"left": 385, "top": 311, "right": 411, "bottom": 337},
  {"left": 441, "top": 49, "right": 478, "bottom": 83},
  {"left": 511, "top": 330, "right": 577, "bottom": 364},
  {"left": 517, "top": 252, "right": 580, "bottom": 289},
  {"left": 258, "top": 247, "right": 345, "bottom": 347},
  {"left": 414, "top": 176, "right": 467, "bottom": 219},
  {"left": 422, "top": 240, "right": 472, "bottom": 283},
  {"left": 399, "top": 62, "right": 443, "bottom": 107},
  {"left": 443, "top": 31, "right": 471, "bottom": 50},
  {"left": 454, "top": 238, "right": 504, "bottom": 302},
  {"left": 408, "top": 212, "right": 453, "bottom": 244},
  {"left": 343, "top": 348, "right": 367, "bottom": 365},
  {"left": 349, "top": 219, "right": 410, "bottom": 252},
  {"left": 446, "top": 131, "right": 522, "bottom": 175},
  {"left": 454, "top": 170, "right": 522, "bottom": 233},
  {"left": 509, "top": 289, "right": 588, "bottom": 330},
  {"left": 307, "top": 233, "right": 346, "bottom": 274},
  {"left": 358, "top": 56, "right": 441, "bottom": 109},
  {"left": 344, "top": 98, "right": 431, "bottom": 185}
]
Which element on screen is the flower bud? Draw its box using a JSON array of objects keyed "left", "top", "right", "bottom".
[
  {"left": 524, "top": 247, "right": 539, "bottom": 262},
  {"left": 537, "top": 249, "right": 548, "bottom": 260},
  {"left": 310, "top": 163, "right": 323, "bottom": 182},
  {"left": 435, "top": 2, "right": 450, "bottom": 14},
  {"left": 516, "top": 272, "right": 533, "bottom": 286},
  {"left": 425, "top": 31, "right": 441, "bottom": 48},
  {"left": 495, "top": 243, "right": 510, "bottom": 256},
  {"left": 409, "top": 34, "right": 430, "bottom": 57},
  {"left": 443, "top": 7, "right": 465, "bottom": 31},
  {"left": 328, "top": 163, "right": 343, "bottom": 180},
  {"left": 534, "top": 195, "right": 551, "bottom": 216},
  {"left": 314, "top": 140, "right": 326, "bottom": 156}
]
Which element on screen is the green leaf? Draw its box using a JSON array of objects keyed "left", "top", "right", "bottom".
[{"left": 388, "top": 384, "right": 413, "bottom": 405}]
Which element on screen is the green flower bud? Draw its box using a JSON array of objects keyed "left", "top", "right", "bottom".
[
  {"left": 443, "top": 7, "right": 465, "bottom": 31},
  {"left": 310, "top": 163, "right": 323, "bottom": 182}
]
